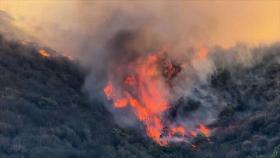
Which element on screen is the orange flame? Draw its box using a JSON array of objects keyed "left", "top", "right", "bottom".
[
  {"left": 194, "top": 47, "right": 208, "bottom": 60},
  {"left": 114, "top": 98, "right": 128, "bottom": 108},
  {"left": 103, "top": 46, "right": 211, "bottom": 145},
  {"left": 170, "top": 125, "right": 186, "bottom": 137},
  {"left": 104, "top": 82, "right": 113, "bottom": 97},
  {"left": 39, "top": 49, "right": 50, "bottom": 57},
  {"left": 198, "top": 124, "right": 210, "bottom": 137}
]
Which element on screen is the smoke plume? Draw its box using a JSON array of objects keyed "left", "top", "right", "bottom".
[
  {"left": 82, "top": 16, "right": 220, "bottom": 144},
  {"left": 0, "top": 1, "right": 279, "bottom": 146}
]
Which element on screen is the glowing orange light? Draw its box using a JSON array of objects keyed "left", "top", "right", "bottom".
[
  {"left": 124, "top": 76, "right": 136, "bottom": 86},
  {"left": 170, "top": 125, "right": 186, "bottom": 136},
  {"left": 39, "top": 49, "right": 50, "bottom": 57},
  {"left": 114, "top": 98, "right": 128, "bottom": 108},
  {"left": 190, "top": 131, "right": 197, "bottom": 137},
  {"left": 104, "top": 82, "right": 113, "bottom": 98},
  {"left": 103, "top": 46, "right": 211, "bottom": 145},
  {"left": 194, "top": 47, "right": 208, "bottom": 60},
  {"left": 198, "top": 124, "right": 210, "bottom": 137}
]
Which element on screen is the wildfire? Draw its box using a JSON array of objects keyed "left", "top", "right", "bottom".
[
  {"left": 103, "top": 46, "right": 211, "bottom": 145},
  {"left": 197, "top": 124, "right": 210, "bottom": 137},
  {"left": 194, "top": 47, "right": 208, "bottom": 60},
  {"left": 170, "top": 125, "right": 186, "bottom": 137},
  {"left": 39, "top": 48, "right": 50, "bottom": 57}
]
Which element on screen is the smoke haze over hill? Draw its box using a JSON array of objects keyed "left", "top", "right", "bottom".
[{"left": 0, "top": 1, "right": 280, "bottom": 158}]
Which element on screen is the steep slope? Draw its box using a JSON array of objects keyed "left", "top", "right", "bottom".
[
  {"left": 0, "top": 35, "right": 191, "bottom": 158},
  {"left": 200, "top": 45, "right": 280, "bottom": 158},
  {"left": 0, "top": 34, "right": 279, "bottom": 158}
]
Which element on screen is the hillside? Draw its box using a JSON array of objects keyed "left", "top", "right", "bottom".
[
  {"left": 0, "top": 35, "right": 194, "bottom": 158},
  {"left": 0, "top": 34, "right": 279, "bottom": 158}
]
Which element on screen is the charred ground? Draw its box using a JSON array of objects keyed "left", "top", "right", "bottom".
[{"left": 0, "top": 35, "right": 279, "bottom": 158}]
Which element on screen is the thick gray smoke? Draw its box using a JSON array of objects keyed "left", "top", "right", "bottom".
[
  {"left": 81, "top": 13, "right": 224, "bottom": 143},
  {"left": 81, "top": 10, "right": 279, "bottom": 144}
]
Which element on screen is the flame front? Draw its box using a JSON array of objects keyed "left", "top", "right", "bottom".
[
  {"left": 39, "top": 49, "right": 50, "bottom": 57},
  {"left": 104, "top": 46, "right": 211, "bottom": 145}
]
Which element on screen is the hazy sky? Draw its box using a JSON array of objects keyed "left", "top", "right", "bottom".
[{"left": 1, "top": 0, "right": 280, "bottom": 55}]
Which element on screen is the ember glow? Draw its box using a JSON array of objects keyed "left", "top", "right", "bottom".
[
  {"left": 39, "top": 49, "right": 50, "bottom": 58},
  {"left": 104, "top": 46, "right": 211, "bottom": 145}
]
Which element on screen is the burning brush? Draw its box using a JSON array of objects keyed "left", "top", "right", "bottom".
[
  {"left": 103, "top": 42, "right": 211, "bottom": 145},
  {"left": 39, "top": 48, "right": 50, "bottom": 57}
]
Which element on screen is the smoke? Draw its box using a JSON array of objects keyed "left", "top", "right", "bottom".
[
  {"left": 1, "top": 1, "right": 280, "bottom": 145},
  {"left": 79, "top": 13, "right": 277, "bottom": 143},
  {"left": 0, "top": 10, "right": 34, "bottom": 42},
  {"left": 2, "top": 1, "right": 280, "bottom": 57},
  {"left": 81, "top": 15, "right": 220, "bottom": 144}
]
